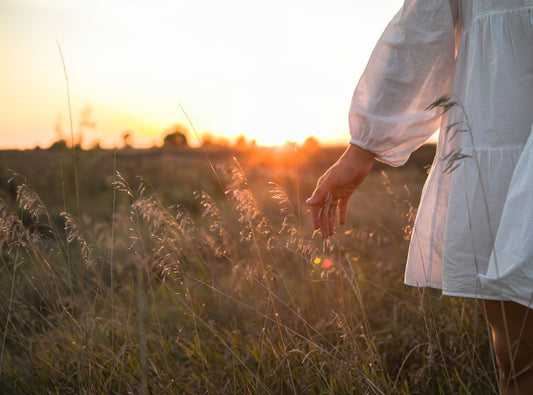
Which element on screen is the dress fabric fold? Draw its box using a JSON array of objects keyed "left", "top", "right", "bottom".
[{"left": 348, "top": 0, "right": 533, "bottom": 307}]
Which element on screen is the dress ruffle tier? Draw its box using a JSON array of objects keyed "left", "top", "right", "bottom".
[{"left": 348, "top": 0, "right": 533, "bottom": 306}]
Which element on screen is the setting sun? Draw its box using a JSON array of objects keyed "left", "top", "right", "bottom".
[{"left": 0, "top": 0, "right": 403, "bottom": 149}]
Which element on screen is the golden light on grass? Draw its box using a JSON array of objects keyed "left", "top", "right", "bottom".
[{"left": 0, "top": 142, "right": 496, "bottom": 393}]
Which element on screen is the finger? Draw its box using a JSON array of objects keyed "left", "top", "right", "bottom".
[
  {"left": 306, "top": 194, "right": 321, "bottom": 206},
  {"left": 306, "top": 176, "right": 329, "bottom": 207},
  {"left": 338, "top": 198, "right": 349, "bottom": 225},
  {"left": 306, "top": 191, "right": 325, "bottom": 207},
  {"left": 328, "top": 207, "right": 336, "bottom": 236},
  {"left": 326, "top": 200, "right": 337, "bottom": 236},
  {"left": 309, "top": 205, "right": 321, "bottom": 230},
  {"left": 319, "top": 205, "right": 330, "bottom": 239}
]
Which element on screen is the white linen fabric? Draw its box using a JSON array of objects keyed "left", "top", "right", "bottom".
[{"left": 349, "top": 0, "right": 533, "bottom": 307}]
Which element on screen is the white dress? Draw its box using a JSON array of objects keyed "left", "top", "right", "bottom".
[{"left": 349, "top": 0, "right": 533, "bottom": 307}]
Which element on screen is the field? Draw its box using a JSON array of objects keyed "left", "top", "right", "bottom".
[{"left": 0, "top": 144, "right": 498, "bottom": 394}]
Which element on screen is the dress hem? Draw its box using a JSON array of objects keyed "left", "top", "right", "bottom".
[{"left": 404, "top": 280, "right": 508, "bottom": 301}]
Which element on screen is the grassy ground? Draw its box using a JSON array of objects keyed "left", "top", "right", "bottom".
[{"left": 0, "top": 144, "right": 498, "bottom": 394}]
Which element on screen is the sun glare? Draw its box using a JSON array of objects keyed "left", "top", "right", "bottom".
[
  {"left": 246, "top": 130, "right": 307, "bottom": 147},
  {"left": 0, "top": 0, "right": 403, "bottom": 150}
]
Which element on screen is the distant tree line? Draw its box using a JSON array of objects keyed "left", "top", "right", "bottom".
[{"left": 44, "top": 116, "right": 323, "bottom": 151}]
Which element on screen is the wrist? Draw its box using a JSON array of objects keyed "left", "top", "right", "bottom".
[{"left": 346, "top": 143, "right": 376, "bottom": 162}]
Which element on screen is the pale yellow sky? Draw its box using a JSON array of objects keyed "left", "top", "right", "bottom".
[{"left": 0, "top": 0, "right": 404, "bottom": 149}]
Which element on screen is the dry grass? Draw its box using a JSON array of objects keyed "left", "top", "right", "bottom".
[{"left": 0, "top": 146, "right": 497, "bottom": 394}]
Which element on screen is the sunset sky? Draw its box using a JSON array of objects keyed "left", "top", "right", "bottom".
[{"left": 0, "top": 0, "right": 404, "bottom": 149}]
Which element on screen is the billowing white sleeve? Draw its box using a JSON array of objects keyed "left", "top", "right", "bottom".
[{"left": 349, "top": 0, "right": 458, "bottom": 166}]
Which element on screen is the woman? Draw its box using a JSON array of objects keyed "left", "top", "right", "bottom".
[{"left": 306, "top": 1, "right": 533, "bottom": 393}]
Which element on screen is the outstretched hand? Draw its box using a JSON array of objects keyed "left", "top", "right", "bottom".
[{"left": 306, "top": 144, "right": 375, "bottom": 238}]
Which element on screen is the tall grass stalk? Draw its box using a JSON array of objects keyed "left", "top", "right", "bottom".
[
  {"left": 56, "top": 40, "right": 80, "bottom": 216},
  {"left": 0, "top": 146, "right": 497, "bottom": 393}
]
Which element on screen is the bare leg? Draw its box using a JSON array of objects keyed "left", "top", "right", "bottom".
[{"left": 477, "top": 299, "right": 533, "bottom": 395}]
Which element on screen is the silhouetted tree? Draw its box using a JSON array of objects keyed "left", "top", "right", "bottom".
[
  {"left": 164, "top": 132, "right": 188, "bottom": 147},
  {"left": 234, "top": 135, "right": 248, "bottom": 149},
  {"left": 48, "top": 139, "right": 68, "bottom": 150},
  {"left": 122, "top": 131, "right": 133, "bottom": 148},
  {"left": 200, "top": 133, "right": 229, "bottom": 148},
  {"left": 201, "top": 136, "right": 215, "bottom": 147},
  {"left": 163, "top": 123, "right": 190, "bottom": 148},
  {"left": 89, "top": 140, "right": 102, "bottom": 150},
  {"left": 302, "top": 136, "right": 320, "bottom": 152}
]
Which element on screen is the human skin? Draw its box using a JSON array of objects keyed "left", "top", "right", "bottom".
[
  {"left": 478, "top": 299, "right": 533, "bottom": 394},
  {"left": 307, "top": 145, "right": 533, "bottom": 394},
  {"left": 306, "top": 143, "right": 375, "bottom": 238}
]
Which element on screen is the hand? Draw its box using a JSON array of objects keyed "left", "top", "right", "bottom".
[{"left": 306, "top": 144, "right": 375, "bottom": 238}]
